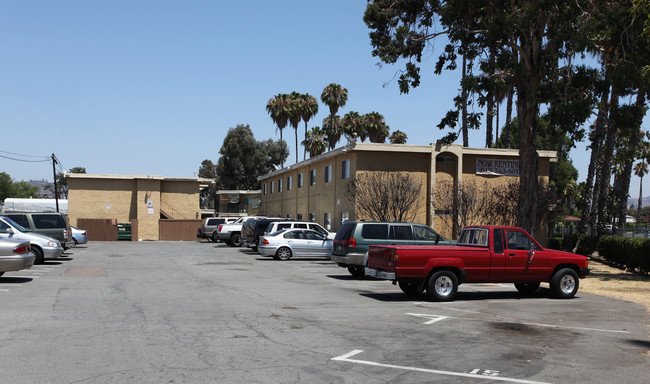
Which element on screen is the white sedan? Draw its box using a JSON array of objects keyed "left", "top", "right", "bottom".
[{"left": 258, "top": 229, "right": 333, "bottom": 260}]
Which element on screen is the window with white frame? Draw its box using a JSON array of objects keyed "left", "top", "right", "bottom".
[
  {"left": 263, "top": 183, "right": 267, "bottom": 195},
  {"left": 271, "top": 181, "right": 275, "bottom": 194},
  {"left": 287, "top": 176, "right": 292, "bottom": 190},
  {"left": 278, "top": 178, "right": 283, "bottom": 192},
  {"left": 310, "top": 169, "right": 316, "bottom": 186},
  {"left": 298, "top": 173, "right": 303, "bottom": 188}
]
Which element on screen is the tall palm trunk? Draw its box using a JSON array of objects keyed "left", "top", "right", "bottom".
[
  {"left": 637, "top": 168, "right": 644, "bottom": 231},
  {"left": 595, "top": 86, "right": 620, "bottom": 236}
]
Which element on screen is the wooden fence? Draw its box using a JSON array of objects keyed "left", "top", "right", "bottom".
[
  {"left": 159, "top": 219, "right": 203, "bottom": 241},
  {"left": 77, "top": 219, "right": 119, "bottom": 241}
]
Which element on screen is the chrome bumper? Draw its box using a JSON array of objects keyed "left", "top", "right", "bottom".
[{"left": 365, "top": 267, "right": 395, "bottom": 280}]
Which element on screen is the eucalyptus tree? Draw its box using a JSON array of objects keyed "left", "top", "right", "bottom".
[
  {"left": 320, "top": 83, "right": 348, "bottom": 150},
  {"left": 299, "top": 93, "right": 319, "bottom": 161},
  {"left": 364, "top": 0, "right": 601, "bottom": 236}
]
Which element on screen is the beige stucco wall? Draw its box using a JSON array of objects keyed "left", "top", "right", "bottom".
[
  {"left": 67, "top": 175, "right": 212, "bottom": 241},
  {"left": 259, "top": 143, "right": 556, "bottom": 244}
]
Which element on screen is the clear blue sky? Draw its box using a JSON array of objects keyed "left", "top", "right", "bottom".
[{"left": 0, "top": 1, "right": 646, "bottom": 198}]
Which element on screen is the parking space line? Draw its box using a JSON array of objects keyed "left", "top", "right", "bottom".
[
  {"left": 332, "top": 350, "right": 551, "bottom": 384},
  {"left": 418, "top": 304, "right": 630, "bottom": 334}
]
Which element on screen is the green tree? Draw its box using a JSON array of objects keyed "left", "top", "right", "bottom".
[
  {"left": 302, "top": 126, "right": 328, "bottom": 158},
  {"left": 320, "top": 83, "right": 348, "bottom": 151},
  {"left": 364, "top": 111, "right": 389, "bottom": 143},
  {"left": 364, "top": 0, "right": 607, "bottom": 235},
  {"left": 215, "top": 124, "right": 288, "bottom": 190},
  {"left": 266, "top": 94, "right": 291, "bottom": 166},
  {"left": 288, "top": 92, "right": 304, "bottom": 164},
  {"left": 299, "top": 93, "right": 319, "bottom": 161},
  {"left": 0, "top": 172, "right": 40, "bottom": 201},
  {"left": 198, "top": 160, "right": 218, "bottom": 211},
  {"left": 322, "top": 115, "right": 341, "bottom": 151},
  {"left": 389, "top": 130, "right": 408, "bottom": 144}
]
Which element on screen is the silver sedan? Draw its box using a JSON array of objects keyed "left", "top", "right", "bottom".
[
  {"left": 0, "top": 238, "right": 34, "bottom": 277},
  {"left": 258, "top": 229, "right": 333, "bottom": 260}
]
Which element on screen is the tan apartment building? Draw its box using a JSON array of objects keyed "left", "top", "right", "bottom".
[
  {"left": 67, "top": 174, "right": 215, "bottom": 241},
  {"left": 259, "top": 142, "right": 557, "bottom": 244}
]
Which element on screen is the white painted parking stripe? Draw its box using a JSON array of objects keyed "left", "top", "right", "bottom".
[
  {"left": 419, "top": 305, "right": 630, "bottom": 334},
  {"left": 407, "top": 313, "right": 449, "bottom": 324},
  {"left": 332, "top": 350, "right": 551, "bottom": 384},
  {"left": 0, "top": 289, "right": 9, "bottom": 292}
]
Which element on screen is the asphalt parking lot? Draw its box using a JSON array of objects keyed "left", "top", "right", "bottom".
[{"left": 0, "top": 241, "right": 648, "bottom": 384}]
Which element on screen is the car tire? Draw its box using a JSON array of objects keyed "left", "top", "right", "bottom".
[
  {"left": 0, "top": 272, "right": 4, "bottom": 277},
  {"left": 73, "top": 238, "right": 79, "bottom": 246},
  {"left": 550, "top": 268, "right": 579, "bottom": 299},
  {"left": 426, "top": 270, "right": 458, "bottom": 301},
  {"left": 347, "top": 265, "right": 365, "bottom": 278},
  {"left": 276, "top": 246, "right": 292, "bottom": 261},
  {"left": 398, "top": 280, "right": 421, "bottom": 296},
  {"left": 211, "top": 232, "right": 219, "bottom": 243},
  {"left": 31, "top": 247, "right": 45, "bottom": 265},
  {"left": 514, "top": 282, "right": 540, "bottom": 294},
  {"left": 230, "top": 234, "right": 242, "bottom": 247}
]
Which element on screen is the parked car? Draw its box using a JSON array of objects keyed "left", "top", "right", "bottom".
[
  {"left": 0, "top": 238, "right": 34, "bottom": 277},
  {"left": 3, "top": 212, "right": 74, "bottom": 249},
  {"left": 258, "top": 229, "right": 333, "bottom": 260},
  {"left": 331, "top": 221, "right": 454, "bottom": 277},
  {"left": 70, "top": 226, "right": 88, "bottom": 246},
  {"left": 243, "top": 217, "right": 287, "bottom": 251},
  {"left": 0, "top": 216, "right": 64, "bottom": 264},
  {"left": 216, "top": 216, "right": 258, "bottom": 247},
  {"left": 197, "top": 217, "right": 238, "bottom": 242},
  {"left": 264, "top": 221, "right": 335, "bottom": 239}
]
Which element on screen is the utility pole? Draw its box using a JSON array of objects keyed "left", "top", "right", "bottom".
[{"left": 52, "top": 153, "right": 59, "bottom": 212}]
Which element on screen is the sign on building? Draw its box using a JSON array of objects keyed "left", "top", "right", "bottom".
[{"left": 476, "top": 158, "right": 519, "bottom": 176}]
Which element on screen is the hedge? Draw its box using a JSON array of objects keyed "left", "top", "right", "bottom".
[{"left": 597, "top": 235, "right": 650, "bottom": 273}]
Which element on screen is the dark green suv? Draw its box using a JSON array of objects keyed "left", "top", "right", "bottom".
[{"left": 331, "top": 221, "right": 454, "bottom": 277}]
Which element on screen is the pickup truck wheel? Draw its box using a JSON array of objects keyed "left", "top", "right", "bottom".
[
  {"left": 276, "top": 247, "right": 292, "bottom": 261},
  {"left": 230, "top": 234, "right": 242, "bottom": 247},
  {"left": 347, "top": 265, "right": 365, "bottom": 278},
  {"left": 398, "top": 280, "right": 421, "bottom": 296},
  {"left": 550, "top": 268, "right": 579, "bottom": 299},
  {"left": 514, "top": 282, "right": 540, "bottom": 294},
  {"left": 426, "top": 271, "right": 458, "bottom": 301},
  {"left": 211, "top": 232, "right": 219, "bottom": 242}
]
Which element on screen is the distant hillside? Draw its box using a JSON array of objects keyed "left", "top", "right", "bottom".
[
  {"left": 627, "top": 196, "right": 650, "bottom": 209},
  {"left": 27, "top": 179, "right": 54, "bottom": 198}
]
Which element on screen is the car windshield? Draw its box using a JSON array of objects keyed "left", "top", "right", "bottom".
[{"left": 1, "top": 217, "right": 29, "bottom": 232}]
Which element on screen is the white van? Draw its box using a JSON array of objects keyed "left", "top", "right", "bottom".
[{"left": 264, "top": 221, "right": 335, "bottom": 239}]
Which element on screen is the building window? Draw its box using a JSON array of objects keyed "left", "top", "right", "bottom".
[
  {"left": 310, "top": 169, "right": 316, "bottom": 186},
  {"left": 309, "top": 213, "right": 315, "bottom": 222},
  {"left": 341, "top": 212, "right": 349, "bottom": 224},
  {"left": 297, "top": 213, "right": 303, "bottom": 220},
  {"left": 287, "top": 176, "right": 292, "bottom": 190},
  {"left": 342, "top": 160, "right": 350, "bottom": 179},
  {"left": 298, "top": 173, "right": 303, "bottom": 188},
  {"left": 325, "top": 165, "right": 332, "bottom": 183},
  {"left": 263, "top": 183, "right": 267, "bottom": 195},
  {"left": 324, "top": 212, "right": 331, "bottom": 230},
  {"left": 279, "top": 178, "right": 283, "bottom": 192},
  {"left": 271, "top": 181, "right": 275, "bottom": 194}
]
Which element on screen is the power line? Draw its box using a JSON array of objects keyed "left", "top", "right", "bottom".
[{"left": 0, "top": 153, "right": 51, "bottom": 162}]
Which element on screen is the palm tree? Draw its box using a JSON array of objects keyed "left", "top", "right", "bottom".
[
  {"left": 320, "top": 83, "right": 348, "bottom": 151},
  {"left": 633, "top": 159, "right": 648, "bottom": 229},
  {"left": 341, "top": 111, "right": 363, "bottom": 143},
  {"left": 302, "top": 126, "right": 327, "bottom": 157},
  {"left": 288, "top": 92, "right": 303, "bottom": 164},
  {"left": 364, "top": 112, "right": 389, "bottom": 143},
  {"left": 299, "top": 93, "right": 319, "bottom": 161},
  {"left": 266, "top": 94, "right": 291, "bottom": 166},
  {"left": 389, "top": 130, "right": 408, "bottom": 144},
  {"left": 322, "top": 115, "right": 341, "bottom": 151}
]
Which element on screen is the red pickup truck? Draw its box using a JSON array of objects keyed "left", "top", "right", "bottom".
[{"left": 365, "top": 225, "right": 590, "bottom": 301}]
